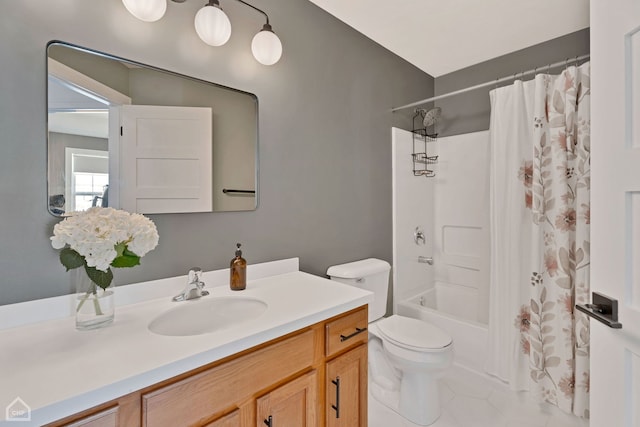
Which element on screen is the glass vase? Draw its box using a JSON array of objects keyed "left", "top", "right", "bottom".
[{"left": 72, "top": 268, "right": 115, "bottom": 330}]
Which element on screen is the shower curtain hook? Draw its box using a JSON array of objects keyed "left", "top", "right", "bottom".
[
  {"left": 574, "top": 55, "right": 580, "bottom": 67},
  {"left": 547, "top": 63, "right": 551, "bottom": 74},
  {"left": 565, "top": 58, "right": 569, "bottom": 71}
]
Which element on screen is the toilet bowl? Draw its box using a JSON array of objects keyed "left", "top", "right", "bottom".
[
  {"left": 371, "top": 315, "right": 453, "bottom": 425},
  {"left": 327, "top": 259, "right": 454, "bottom": 426}
]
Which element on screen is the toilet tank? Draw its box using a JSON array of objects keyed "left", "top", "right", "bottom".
[{"left": 326, "top": 258, "right": 391, "bottom": 322}]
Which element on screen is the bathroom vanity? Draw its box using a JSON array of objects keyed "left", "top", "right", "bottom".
[{"left": 0, "top": 259, "right": 372, "bottom": 426}]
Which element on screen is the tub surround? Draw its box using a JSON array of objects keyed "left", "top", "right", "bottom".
[
  {"left": 391, "top": 128, "right": 491, "bottom": 376},
  {"left": 0, "top": 258, "right": 373, "bottom": 425},
  {"left": 432, "top": 131, "right": 490, "bottom": 325}
]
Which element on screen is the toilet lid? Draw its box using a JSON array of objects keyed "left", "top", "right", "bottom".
[{"left": 376, "top": 315, "right": 452, "bottom": 350}]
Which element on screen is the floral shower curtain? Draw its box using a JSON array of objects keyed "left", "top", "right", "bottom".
[{"left": 486, "top": 62, "right": 590, "bottom": 418}]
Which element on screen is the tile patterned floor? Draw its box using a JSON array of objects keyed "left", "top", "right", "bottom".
[{"left": 369, "top": 365, "right": 589, "bottom": 427}]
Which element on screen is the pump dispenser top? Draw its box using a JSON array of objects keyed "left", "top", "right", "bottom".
[{"left": 230, "top": 243, "right": 247, "bottom": 291}]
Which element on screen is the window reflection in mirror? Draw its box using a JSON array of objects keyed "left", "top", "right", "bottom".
[{"left": 47, "top": 41, "right": 258, "bottom": 216}]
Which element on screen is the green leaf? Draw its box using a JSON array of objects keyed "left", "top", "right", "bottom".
[
  {"left": 123, "top": 248, "right": 139, "bottom": 257},
  {"left": 85, "top": 265, "right": 113, "bottom": 290},
  {"left": 114, "top": 242, "right": 126, "bottom": 258},
  {"left": 59, "top": 248, "right": 84, "bottom": 271},
  {"left": 111, "top": 254, "right": 140, "bottom": 268}
]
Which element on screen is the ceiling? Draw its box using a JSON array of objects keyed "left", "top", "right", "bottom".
[
  {"left": 48, "top": 76, "right": 109, "bottom": 138},
  {"left": 308, "top": 0, "right": 590, "bottom": 77}
]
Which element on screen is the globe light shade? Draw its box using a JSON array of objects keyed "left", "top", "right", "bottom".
[
  {"left": 194, "top": 5, "right": 232, "bottom": 47},
  {"left": 251, "top": 26, "right": 282, "bottom": 66},
  {"left": 122, "top": 0, "right": 167, "bottom": 22}
]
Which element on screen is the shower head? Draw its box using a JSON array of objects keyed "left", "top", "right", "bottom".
[{"left": 422, "top": 107, "right": 441, "bottom": 128}]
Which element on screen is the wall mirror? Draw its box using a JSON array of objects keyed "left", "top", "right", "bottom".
[{"left": 47, "top": 41, "right": 258, "bottom": 216}]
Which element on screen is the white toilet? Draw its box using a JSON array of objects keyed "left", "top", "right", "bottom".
[{"left": 327, "top": 258, "right": 453, "bottom": 426}]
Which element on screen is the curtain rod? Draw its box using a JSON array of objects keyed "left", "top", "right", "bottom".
[{"left": 391, "top": 54, "right": 590, "bottom": 113}]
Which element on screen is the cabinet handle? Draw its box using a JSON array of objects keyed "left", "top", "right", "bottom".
[
  {"left": 331, "top": 376, "right": 341, "bottom": 418},
  {"left": 264, "top": 415, "right": 273, "bottom": 426},
  {"left": 340, "top": 327, "right": 367, "bottom": 342}
]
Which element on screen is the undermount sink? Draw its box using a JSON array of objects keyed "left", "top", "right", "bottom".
[{"left": 148, "top": 296, "right": 268, "bottom": 337}]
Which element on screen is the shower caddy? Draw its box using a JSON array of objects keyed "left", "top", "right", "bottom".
[{"left": 411, "top": 109, "right": 438, "bottom": 177}]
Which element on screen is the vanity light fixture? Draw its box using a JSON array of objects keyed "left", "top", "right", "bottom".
[
  {"left": 121, "top": 0, "right": 283, "bottom": 65},
  {"left": 194, "top": 0, "right": 232, "bottom": 47},
  {"left": 122, "top": 0, "right": 167, "bottom": 22}
]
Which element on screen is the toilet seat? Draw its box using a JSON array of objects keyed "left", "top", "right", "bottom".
[{"left": 376, "top": 315, "right": 452, "bottom": 351}]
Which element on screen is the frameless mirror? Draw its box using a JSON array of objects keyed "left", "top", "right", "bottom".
[{"left": 47, "top": 41, "right": 258, "bottom": 216}]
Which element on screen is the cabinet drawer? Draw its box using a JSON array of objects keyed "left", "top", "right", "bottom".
[
  {"left": 325, "top": 306, "right": 368, "bottom": 357},
  {"left": 142, "top": 329, "right": 315, "bottom": 427}
]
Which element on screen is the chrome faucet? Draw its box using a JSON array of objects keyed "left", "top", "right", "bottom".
[{"left": 172, "top": 267, "right": 209, "bottom": 301}]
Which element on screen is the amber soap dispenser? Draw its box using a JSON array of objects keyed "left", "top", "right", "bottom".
[{"left": 230, "top": 243, "right": 247, "bottom": 291}]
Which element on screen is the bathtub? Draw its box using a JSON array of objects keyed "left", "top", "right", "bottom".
[{"left": 396, "top": 282, "right": 489, "bottom": 375}]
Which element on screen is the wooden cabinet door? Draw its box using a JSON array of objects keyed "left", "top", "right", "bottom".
[
  {"left": 326, "top": 345, "right": 367, "bottom": 427},
  {"left": 256, "top": 370, "right": 317, "bottom": 427},
  {"left": 203, "top": 409, "right": 240, "bottom": 427},
  {"left": 62, "top": 407, "right": 118, "bottom": 427}
]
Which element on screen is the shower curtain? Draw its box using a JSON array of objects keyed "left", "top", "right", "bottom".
[{"left": 486, "top": 63, "right": 590, "bottom": 418}]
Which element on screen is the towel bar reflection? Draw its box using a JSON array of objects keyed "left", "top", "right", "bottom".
[{"left": 222, "top": 189, "right": 256, "bottom": 195}]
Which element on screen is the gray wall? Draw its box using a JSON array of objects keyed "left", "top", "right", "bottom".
[
  {"left": 0, "top": 1, "right": 433, "bottom": 304},
  {"left": 434, "top": 29, "right": 590, "bottom": 137}
]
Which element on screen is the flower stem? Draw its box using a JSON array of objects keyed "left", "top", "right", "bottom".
[
  {"left": 76, "top": 281, "right": 104, "bottom": 315},
  {"left": 92, "top": 292, "right": 104, "bottom": 315},
  {"left": 76, "top": 292, "right": 89, "bottom": 313}
]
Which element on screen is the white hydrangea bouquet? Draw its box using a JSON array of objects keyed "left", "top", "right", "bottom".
[{"left": 51, "top": 207, "right": 159, "bottom": 290}]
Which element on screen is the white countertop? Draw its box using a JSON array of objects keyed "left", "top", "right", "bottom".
[{"left": 0, "top": 260, "right": 372, "bottom": 425}]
